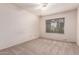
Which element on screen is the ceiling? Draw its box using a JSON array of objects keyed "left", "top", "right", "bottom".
[{"left": 13, "top": 3, "right": 79, "bottom": 16}]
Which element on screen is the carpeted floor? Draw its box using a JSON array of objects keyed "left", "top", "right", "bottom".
[{"left": 0, "top": 38, "right": 79, "bottom": 55}]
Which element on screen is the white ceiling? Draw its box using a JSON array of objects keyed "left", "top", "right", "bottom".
[{"left": 13, "top": 3, "right": 79, "bottom": 16}]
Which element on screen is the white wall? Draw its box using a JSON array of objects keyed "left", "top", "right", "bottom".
[
  {"left": 0, "top": 4, "right": 40, "bottom": 50},
  {"left": 77, "top": 8, "right": 79, "bottom": 45},
  {"left": 40, "top": 10, "right": 77, "bottom": 42}
]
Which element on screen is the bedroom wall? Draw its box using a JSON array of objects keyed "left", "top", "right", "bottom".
[
  {"left": 40, "top": 9, "right": 77, "bottom": 42},
  {"left": 77, "top": 8, "right": 79, "bottom": 45},
  {"left": 0, "top": 4, "right": 40, "bottom": 50}
]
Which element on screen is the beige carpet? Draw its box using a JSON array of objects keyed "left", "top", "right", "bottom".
[{"left": 0, "top": 38, "right": 79, "bottom": 55}]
